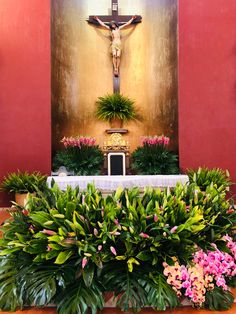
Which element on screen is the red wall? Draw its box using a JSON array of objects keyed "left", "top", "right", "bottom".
[
  {"left": 0, "top": 0, "right": 51, "bottom": 206},
  {"left": 179, "top": 0, "right": 236, "bottom": 194}
]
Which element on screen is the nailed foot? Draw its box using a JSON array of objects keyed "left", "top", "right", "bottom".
[{"left": 114, "top": 68, "right": 119, "bottom": 77}]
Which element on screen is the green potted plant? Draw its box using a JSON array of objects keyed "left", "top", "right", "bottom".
[
  {"left": 187, "top": 167, "right": 231, "bottom": 191},
  {"left": 96, "top": 93, "right": 137, "bottom": 128},
  {"left": 53, "top": 136, "right": 104, "bottom": 175},
  {"left": 131, "top": 135, "right": 179, "bottom": 175},
  {"left": 1, "top": 171, "right": 47, "bottom": 206}
]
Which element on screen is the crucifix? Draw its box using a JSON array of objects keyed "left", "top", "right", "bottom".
[{"left": 87, "top": 0, "right": 142, "bottom": 93}]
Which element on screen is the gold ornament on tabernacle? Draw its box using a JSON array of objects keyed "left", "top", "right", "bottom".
[{"left": 103, "top": 133, "right": 129, "bottom": 151}]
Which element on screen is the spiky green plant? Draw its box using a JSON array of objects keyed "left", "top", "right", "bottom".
[
  {"left": 1, "top": 171, "right": 47, "bottom": 194},
  {"left": 96, "top": 93, "right": 137, "bottom": 122},
  {"left": 53, "top": 145, "right": 104, "bottom": 175},
  {"left": 187, "top": 167, "right": 231, "bottom": 191},
  {"left": 131, "top": 142, "right": 179, "bottom": 175}
]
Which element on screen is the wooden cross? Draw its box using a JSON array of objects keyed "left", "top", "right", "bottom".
[{"left": 87, "top": 0, "right": 142, "bottom": 93}]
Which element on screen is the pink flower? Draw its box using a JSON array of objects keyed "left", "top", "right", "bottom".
[
  {"left": 185, "top": 288, "right": 193, "bottom": 299},
  {"left": 28, "top": 225, "right": 34, "bottom": 232},
  {"left": 82, "top": 257, "right": 88, "bottom": 269},
  {"left": 163, "top": 239, "right": 236, "bottom": 307},
  {"left": 139, "top": 232, "right": 150, "bottom": 238},
  {"left": 182, "top": 280, "right": 191, "bottom": 289},
  {"left": 114, "top": 219, "right": 119, "bottom": 225},
  {"left": 222, "top": 235, "right": 232, "bottom": 242},
  {"left": 163, "top": 137, "right": 170, "bottom": 145},
  {"left": 141, "top": 135, "right": 170, "bottom": 147},
  {"left": 82, "top": 195, "right": 85, "bottom": 204},
  {"left": 61, "top": 136, "right": 96, "bottom": 148},
  {"left": 98, "top": 245, "right": 102, "bottom": 251},
  {"left": 22, "top": 209, "right": 29, "bottom": 216},
  {"left": 170, "top": 226, "right": 178, "bottom": 234},
  {"left": 110, "top": 246, "right": 117, "bottom": 256},
  {"left": 154, "top": 214, "right": 158, "bottom": 222},
  {"left": 216, "top": 276, "right": 227, "bottom": 289},
  {"left": 109, "top": 230, "right": 121, "bottom": 236},
  {"left": 79, "top": 215, "right": 85, "bottom": 221},
  {"left": 41, "top": 229, "right": 56, "bottom": 236},
  {"left": 63, "top": 238, "right": 76, "bottom": 245}
]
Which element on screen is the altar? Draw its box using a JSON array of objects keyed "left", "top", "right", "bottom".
[{"left": 47, "top": 175, "right": 189, "bottom": 192}]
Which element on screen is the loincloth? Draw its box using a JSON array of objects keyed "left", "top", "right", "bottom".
[{"left": 110, "top": 41, "right": 122, "bottom": 54}]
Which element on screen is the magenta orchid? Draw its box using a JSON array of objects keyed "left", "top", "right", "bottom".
[
  {"left": 61, "top": 136, "right": 96, "bottom": 148},
  {"left": 163, "top": 237, "right": 236, "bottom": 306},
  {"left": 141, "top": 135, "right": 170, "bottom": 146}
]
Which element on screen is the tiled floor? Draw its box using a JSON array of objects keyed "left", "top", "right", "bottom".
[
  {"left": 0, "top": 310, "right": 56, "bottom": 314},
  {"left": 171, "top": 304, "right": 236, "bottom": 313},
  {"left": 101, "top": 304, "right": 236, "bottom": 313},
  {"left": 1, "top": 305, "right": 236, "bottom": 314}
]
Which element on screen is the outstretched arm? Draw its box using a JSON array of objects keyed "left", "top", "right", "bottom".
[
  {"left": 119, "top": 15, "right": 137, "bottom": 30},
  {"left": 94, "top": 16, "right": 110, "bottom": 30}
]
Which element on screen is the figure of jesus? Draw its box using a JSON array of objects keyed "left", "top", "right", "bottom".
[{"left": 94, "top": 16, "right": 137, "bottom": 77}]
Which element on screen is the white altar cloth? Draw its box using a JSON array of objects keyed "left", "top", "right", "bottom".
[{"left": 47, "top": 175, "right": 189, "bottom": 191}]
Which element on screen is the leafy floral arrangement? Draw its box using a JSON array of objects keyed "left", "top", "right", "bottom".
[
  {"left": 131, "top": 135, "right": 179, "bottom": 175},
  {"left": 163, "top": 236, "right": 236, "bottom": 308},
  {"left": 61, "top": 136, "right": 96, "bottom": 148},
  {"left": 1, "top": 171, "right": 47, "bottom": 194},
  {"left": 188, "top": 167, "right": 231, "bottom": 191},
  {"left": 95, "top": 93, "right": 137, "bottom": 122},
  {"left": 0, "top": 169, "right": 235, "bottom": 313},
  {"left": 53, "top": 136, "right": 104, "bottom": 175}
]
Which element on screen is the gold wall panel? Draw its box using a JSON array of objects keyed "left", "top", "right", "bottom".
[{"left": 51, "top": 0, "right": 178, "bottom": 154}]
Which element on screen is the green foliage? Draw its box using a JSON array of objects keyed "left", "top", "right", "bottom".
[
  {"left": 102, "top": 263, "right": 149, "bottom": 312},
  {"left": 102, "top": 264, "right": 179, "bottom": 312},
  {"left": 56, "top": 280, "right": 104, "bottom": 314},
  {"left": 131, "top": 143, "right": 179, "bottom": 175},
  {"left": 188, "top": 167, "right": 230, "bottom": 191},
  {"left": 204, "top": 286, "right": 234, "bottom": 311},
  {"left": 143, "top": 274, "right": 180, "bottom": 310},
  {"left": 0, "top": 170, "right": 235, "bottom": 312},
  {"left": 53, "top": 145, "right": 104, "bottom": 175},
  {"left": 0, "top": 256, "right": 23, "bottom": 311},
  {"left": 20, "top": 265, "right": 58, "bottom": 306},
  {"left": 1, "top": 171, "right": 47, "bottom": 194},
  {"left": 96, "top": 93, "right": 137, "bottom": 122}
]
